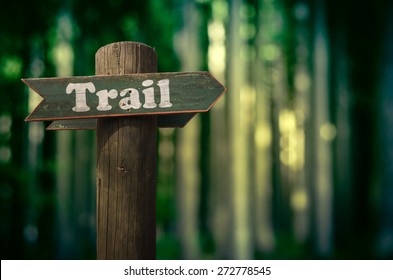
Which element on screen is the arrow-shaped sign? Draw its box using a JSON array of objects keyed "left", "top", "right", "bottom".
[{"left": 23, "top": 72, "right": 226, "bottom": 123}]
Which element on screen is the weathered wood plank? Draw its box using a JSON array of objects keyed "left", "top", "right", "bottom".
[
  {"left": 157, "top": 113, "right": 196, "bottom": 128},
  {"left": 46, "top": 112, "right": 196, "bottom": 130},
  {"left": 23, "top": 71, "right": 226, "bottom": 122},
  {"left": 47, "top": 119, "right": 96, "bottom": 130}
]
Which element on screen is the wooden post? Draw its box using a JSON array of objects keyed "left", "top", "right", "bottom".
[{"left": 95, "top": 42, "right": 157, "bottom": 259}]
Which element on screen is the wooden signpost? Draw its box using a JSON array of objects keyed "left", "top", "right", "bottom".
[
  {"left": 23, "top": 72, "right": 223, "bottom": 127},
  {"left": 23, "top": 41, "right": 226, "bottom": 259}
]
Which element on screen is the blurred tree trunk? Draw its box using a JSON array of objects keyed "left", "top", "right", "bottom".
[
  {"left": 252, "top": 0, "right": 275, "bottom": 254},
  {"left": 256, "top": 0, "right": 291, "bottom": 254},
  {"left": 377, "top": 0, "right": 393, "bottom": 258},
  {"left": 330, "top": 2, "right": 353, "bottom": 255},
  {"left": 56, "top": 130, "right": 73, "bottom": 258},
  {"left": 341, "top": 0, "right": 385, "bottom": 257},
  {"left": 208, "top": 0, "right": 231, "bottom": 260},
  {"left": 311, "top": 0, "right": 333, "bottom": 256},
  {"left": 53, "top": 11, "right": 77, "bottom": 259},
  {"left": 175, "top": 0, "right": 203, "bottom": 259},
  {"left": 54, "top": 11, "right": 96, "bottom": 259},
  {"left": 292, "top": 0, "right": 311, "bottom": 244},
  {"left": 227, "top": 0, "right": 253, "bottom": 259}
]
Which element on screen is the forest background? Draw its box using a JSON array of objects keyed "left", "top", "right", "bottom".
[{"left": 1, "top": 0, "right": 393, "bottom": 259}]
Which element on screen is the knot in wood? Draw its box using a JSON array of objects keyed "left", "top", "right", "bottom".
[{"left": 117, "top": 159, "right": 128, "bottom": 173}]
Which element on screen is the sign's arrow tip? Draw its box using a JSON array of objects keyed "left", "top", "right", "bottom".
[{"left": 202, "top": 72, "right": 227, "bottom": 111}]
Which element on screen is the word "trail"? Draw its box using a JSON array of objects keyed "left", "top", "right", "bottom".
[{"left": 66, "top": 79, "right": 172, "bottom": 112}]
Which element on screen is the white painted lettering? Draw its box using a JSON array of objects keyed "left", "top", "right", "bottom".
[
  {"left": 96, "top": 89, "right": 118, "bottom": 111},
  {"left": 157, "top": 79, "right": 172, "bottom": 108},
  {"left": 142, "top": 80, "right": 157, "bottom": 109},
  {"left": 66, "top": 79, "right": 173, "bottom": 113},
  {"left": 119, "top": 88, "right": 142, "bottom": 110},
  {"left": 66, "top": 82, "right": 95, "bottom": 112}
]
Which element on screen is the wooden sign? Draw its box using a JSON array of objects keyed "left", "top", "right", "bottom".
[
  {"left": 46, "top": 113, "right": 197, "bottom": 130},
  {"left": 23, "top": 72, "right": 225, "bottom": 123}
]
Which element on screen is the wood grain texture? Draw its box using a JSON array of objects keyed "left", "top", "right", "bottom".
[
  {"left": 47, "top": 119, "right": 96, "bottom": 130},
  {"left": 96, "top": 41, "right": 157, "bottom": 260},
  {"left": 47, "top": 113, "right": 196, "bottom": 130}
]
